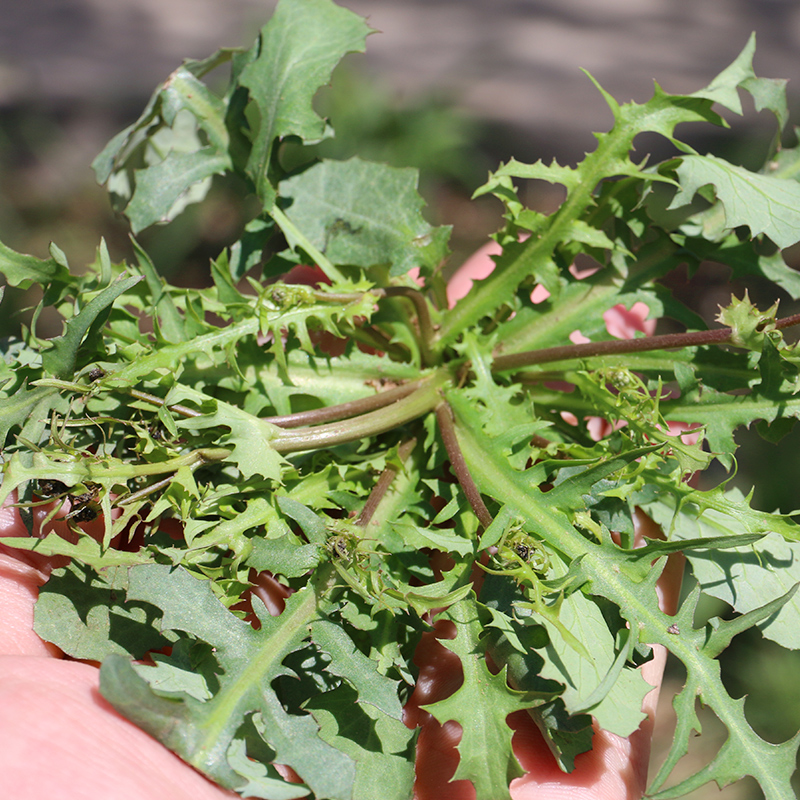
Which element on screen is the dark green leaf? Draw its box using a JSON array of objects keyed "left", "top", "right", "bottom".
[
  {"left": 0, "top": 239, "right": 71, "bottom": 290},
  {"left": 239, "top": 0, "right": 373, "bottom": 204},
  {"left": 34, "top": 561, "right": 173, "bottom": 661},
  {"left": 41, "top": 275, "right": 142, "bottom": 378},
  {"left": 278, "top": 157, "right": 451, "bottom": 276}
]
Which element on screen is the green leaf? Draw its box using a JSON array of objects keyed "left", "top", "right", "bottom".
[
  {"left": 0, "top": 384, "right": 59, "bottom": 451},
  {"left": 436, "top": 39, "right": 774, "bottom": 346},
  {"left": 646, "top": 589, "right": 800, "bottom": 800},
  {"left": 385, "top": 576, "right": 475, "bottom": 617},
  {"left": 303, "top": 684, "right": 416, "bottom": 800},
  {"left": 248, "top": 533, "right": 323, "bottom": 579},
  {"left": 239, "top": 0, "right": 373, "bottom": 204},
  {"left": 670, "top": 154, "right": 800, "bottom": 247},
  {"left": 34, "top": 561, "right": 173, "bottom": 661},
  {"left": 480, "top": 157, "right": 582, "bottom": 195},
  {"left": 8, "top": 12, "right": 800, "bottom": 800},
  {"left": 389, "top": 519, "right": 475, "bottom": 557},
  {"left": 536, "top": 591, "right": 650, "bottom": 737},
  {"left": 41, "top": 274, "right": 142, "bottom": 378},
  {"left": 126, "top": 148, "right": 231, "bottom": 234},
  {"left": 644, "top": 487, "right": 800, "bottom": 648},
  {"left": 311, "top": 618, "right": 405, "bottom": 720},
  {"left": 0, "top": 531, "right": 154, "bottom": 571},
  {"left": 251, "top": 691, "right": 356, "bottom": 799},
  {"left": 98, "top": 563, "right": 350, "bottom": 796},
  {"left": 480, "top": 574, "right": 591, "bottom": 771},
  {"left": 662, "top": 384, "right": 800, "bottom": 470},
  {"left": 450, "top": 391, "right": 800, "bottom": 799},
  {"left": 276, "top": 496, "right": 330, "bottom": 545},
  {"left": 691, "top": 33, "right": 788, "bottom": 135},
  {"left": 278, "top": 157, "right": 451, "bottom": 277},
  {"left": 93, "top": 64, "right": 235, "bottom": 232},
  {"left": 174, "top": 388, "right": 285, "bottom": 481},
  {"left": 0, "top": 239, "right": 71, "bottom": 290},
  {"left": 422, "top": 596, "right": 548, "bottom": 800},
  {"left": 225, "top": 736, "right": 312, "bottom": 799}
]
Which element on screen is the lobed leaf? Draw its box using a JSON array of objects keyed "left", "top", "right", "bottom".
[
  {"left": 670, "top": 154, "right": 800, "bottom": 248},
  {"left": 34, "top": 561, "right": 174, "bottom": 661},
  {"left": 99, "top": 563, "right": 342, "bottom": 795},
  {"left": 644, "top": 487, "right": 800, "bottom": 648},
  {"left": 450, "top": 390, "right": 800, "bottom": 798},
  {"left": 239, "top": 0, "right": 373, "bottom": 205},
  {"left": 422, "top": 596, "right": 548, "bottom": 800},
  {"left": 278, "top": 157, "right": 451, "bottom": 277}
]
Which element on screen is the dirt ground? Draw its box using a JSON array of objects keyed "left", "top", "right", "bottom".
[{"left": 1, "top": 0, "right": 798, "bottom": 150}]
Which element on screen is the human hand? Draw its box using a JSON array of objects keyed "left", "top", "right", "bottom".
[
  {"left": 0, "top": 245, "right": 684, "bottom": 799},
  {"left": 0, "top": 501, "right": 681, "bottom": 800},
  {"left": 0, "top": 500, "right": 238, "bottom": 799},
  {"left": 404, "top": 242, "right": 684, "bottom": 799}
]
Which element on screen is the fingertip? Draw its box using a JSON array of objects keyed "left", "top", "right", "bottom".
[{"left": 446, "top": 241, "right": 502, "bottom": 307}]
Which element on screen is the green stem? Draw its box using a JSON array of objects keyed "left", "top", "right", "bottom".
[
  {"left": 271, "top": 372, "right": 449, "bottom": 454},
  {"left": 128, "top": 388, "right": 202, "bottom": 419},
  {"left": 269, "top": 205, "right": 346, "bottom": 283},
  {"left": 434, "top": 127, "right": 633, "bottom": 349},
  {"left": 116, "top": 474, "right": 179, "bottom": 506},
  {"left": 115, "top": 448, "right": 231, "bottom": 477},
  {"left": 264, "top": 380, "right": 424, "bottom": 428}
]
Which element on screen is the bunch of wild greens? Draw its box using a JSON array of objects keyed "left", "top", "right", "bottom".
[{"left": 3, "top": 0, "right": 800, "bottom": 797}]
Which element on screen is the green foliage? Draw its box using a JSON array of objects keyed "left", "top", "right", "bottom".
[
  {"left": 278, "top": 157, "right": 450, "bottom": 278},
  {"left": 3, "top": 2, "right": 800, "bottom": 798}
]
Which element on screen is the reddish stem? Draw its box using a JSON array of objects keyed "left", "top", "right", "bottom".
[
  {"left": 491, "top": 311, "right": 800, "bottom": 373},
  {"left": 435, "top": 402, "right": 493, "bottom": 530}
]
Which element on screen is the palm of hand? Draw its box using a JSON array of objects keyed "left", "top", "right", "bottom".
[{"left": 0, "top": 248, "right": 682, "bottom": 799}]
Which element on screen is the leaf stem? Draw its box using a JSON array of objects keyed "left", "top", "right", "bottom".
[
  {"left": 127, "top": 388, "right": 202, "bottom": 418},
  {"left": 435, "top": 401, "right": 493, "bottom": 529},
  {"left": 356, "top": 437, "right": 417, "bottom": 527},
  {"left": 381, "top": 287, "right": 436, "bottom": 366},
  {"left": 264, "top": 380, "right": 424, "bottom": 428},
  {"left": 116, "top": 474, "right": 177, "bottom": 506},
  {"left": 269, "top": 205, "right": 346, "bottom": 283},
  {"left": 775, "top": 311, "right": 800, "bottom": 331},
  {"left": 491, "top": 311, "right": 800, "bottom": 373},
  {"left": 272, "top": 372, "right": 449, "bottom": 454}
]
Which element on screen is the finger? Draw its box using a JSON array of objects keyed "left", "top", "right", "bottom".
[
  {"left": 403, "top": 620, "right": 476, "bottom": 800},
  {"left": 0, "top": 496, "right": 67, "bottom": 657},
  {"left": 507, "top": 511, "right": 683, "bottom": 799},
  {"left": 0, "top": 655, "right": 236, "bottom": 800}
]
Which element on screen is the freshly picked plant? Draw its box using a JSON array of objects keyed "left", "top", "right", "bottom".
[{"left": 3, "top": 0, "right": 800, "bottom": 797}]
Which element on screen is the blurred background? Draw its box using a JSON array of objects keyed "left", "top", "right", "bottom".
[{"left": 1, "top": 1, "right": 800, "bottom": 796}]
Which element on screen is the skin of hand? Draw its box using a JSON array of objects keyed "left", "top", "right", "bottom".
[{"left": 0, "top": 246, "right": 684, "bottom": 799}]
